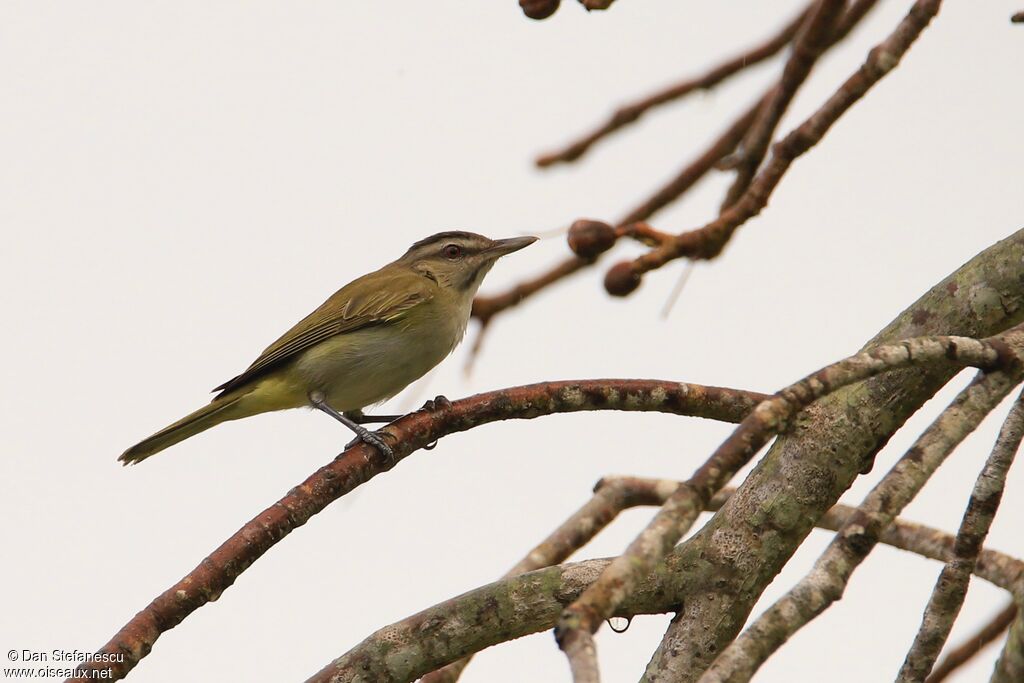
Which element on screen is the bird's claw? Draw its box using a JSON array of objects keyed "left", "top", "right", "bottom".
[{"left": 346, "top": 430, "right": 395, "bottom": 466}]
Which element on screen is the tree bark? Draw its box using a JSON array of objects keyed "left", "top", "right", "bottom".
[{"left": 643, "top": 228, "right": 1024, "bottom": 681}]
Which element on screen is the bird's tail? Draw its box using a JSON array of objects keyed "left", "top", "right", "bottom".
[{"left": 119, "top": 393, "right": 246, "bottom": 465}]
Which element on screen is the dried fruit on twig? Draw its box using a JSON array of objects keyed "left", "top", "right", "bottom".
[
  {"left": 520, "top": 0, "right": 560, "bottom": 20},
  {"left": 568, "top": 219, "right": 616, "bottom": 259},
  {"left": 604, "top": 261, "right": 641, "bottom": 296}
]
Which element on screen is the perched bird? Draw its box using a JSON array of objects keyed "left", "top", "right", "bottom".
[{"left": 120, "top": 231, "right": 536, "bottom": 464}]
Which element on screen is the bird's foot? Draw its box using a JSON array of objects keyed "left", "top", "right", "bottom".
[{"left": 344, "top": 427, "right": 395, "bottom": 466}]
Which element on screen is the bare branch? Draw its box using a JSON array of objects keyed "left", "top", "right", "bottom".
[
  {"left": 614, "top": 0, "right": 943, "bottom": 293},
  {"left": 897, "top": 389, "right": 1024, "bottom": 680},
  {"left": 535, "top": 4, "right": 811, "bottom": 167},
  {"left": 468, "top": 93, "right": 760, "bottom": 341}
]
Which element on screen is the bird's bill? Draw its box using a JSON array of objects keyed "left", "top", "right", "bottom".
[{"left": 488, "top": 235, "right": 539, "bottom": 257}]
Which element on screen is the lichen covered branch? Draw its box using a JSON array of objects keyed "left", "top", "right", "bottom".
[
  {"left": 897, "top": 389, "right": 1024, "bottom": 681},
  {"left": 697, "top": 362, "right": 1024, "bottom": 683}
]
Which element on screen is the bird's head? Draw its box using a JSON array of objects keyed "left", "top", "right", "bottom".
[{"left": 399, "top": 231, "right": 537, "bottom": 295}]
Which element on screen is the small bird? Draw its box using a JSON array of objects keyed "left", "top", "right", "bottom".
[{"left": 120, "top": 231, "right": 536, "bottom": 464}]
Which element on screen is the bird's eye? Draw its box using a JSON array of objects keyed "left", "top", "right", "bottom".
[{"left": 443, "top": 244, "right": 463, "bottom": 259}]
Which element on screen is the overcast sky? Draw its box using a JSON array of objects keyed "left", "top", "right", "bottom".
[{"left": 3, "top": 2, "right": 1023, "bottom": 681}]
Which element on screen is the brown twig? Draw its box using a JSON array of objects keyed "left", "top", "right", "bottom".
[
  {"left": 534, "top": 4, "right": 811, "bottom": 168},
  {"left": 698, "top": 362, "right": 1024, "bottom": 683},
  {"left": 1012, "top": 11, "right": 1024, "bottom": 24},
  {"left": 315, "top": 481, "right": 1024, "bottom": 683},
  {"left": 553, "top": 329, "right": 1016, "bottom": 679},
  {"left": 613, "top": 0, "right": 942, "bottom": 294},
  {"left": 467, "top": 93, "right": 761, "bottom": 356},
  {"left": 926, "top": 602, "right": 1018, "bottom": 682},
  {"left": 70, "top": 379, "right": 763, "bottom": 682},
  {"left": 897, "top": 388, "right": 1024, "bottom": 681},
  {"left": 720, "top": 0, "right": 845, "bottom": 208}
]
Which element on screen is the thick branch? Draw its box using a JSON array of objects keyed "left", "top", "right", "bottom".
[{"left": 70, "top": 380, "right": 762, "bottom": 681}]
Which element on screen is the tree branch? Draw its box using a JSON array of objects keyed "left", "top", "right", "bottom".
[
  {"left": 472, "top": 0, "right": 882, "bottom": 329},
  {"left": 534, "top": 3, "right": 812, "bottom": 167},
  {"left": 70, "top": 380, "right": 763, "bottom": 681},
  {"left": 897, "top": 388, "right": 1024, "bottom": 681},
  {"left": 720, "top": 0, "right": 845, "bottom": 208},
  {"left": 611, "top": 0, "right": 943, "bottom": 294}
]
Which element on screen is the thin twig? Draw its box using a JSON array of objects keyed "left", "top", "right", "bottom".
[
  {"left": 70, "top": 379, "right": 763, "bottom": 681},
  {"left": 721, "top": 0, "right": 845, "bottom": 208},
  {"left": 926, "top": 602, "right": 1018, "bottom": 682},
  {"left": 467, "top": 93, "right": 762, "bottom": 357},
  {"left": 697, "top": 366, "right": 1024, "bottom": 683},
  {"left": 897, "top": 388, "right": 1024, "bottom": 681},
  {"left": 616, "top": 0, "right": 943, "bottom": 292},
  {"left": 534, "top": 3, "right": 812, "bottom": 167}
]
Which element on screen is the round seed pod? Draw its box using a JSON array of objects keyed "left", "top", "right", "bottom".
[
  {"left": 604, "top": 261, "right": 642, "bottom": 297},
  {"left": 567, "top": 219, "right": 616, "bottom": 259},
  {"left": 519, "top": 0, "right": 560, "bottom": 20}
]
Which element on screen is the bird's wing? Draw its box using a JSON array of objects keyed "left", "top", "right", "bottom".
[{"left": 212, "top": 269, "right": 434, "bottom": 396}]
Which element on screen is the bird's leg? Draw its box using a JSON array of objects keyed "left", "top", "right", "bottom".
[
  {"left": 343, "top": 409, "right": 404, "bottom": 425},
  {"left": 309, "top": 392, "right": 394, "bottom": 463}
]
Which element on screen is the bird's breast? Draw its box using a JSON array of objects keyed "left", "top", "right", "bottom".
[{"left": 293, "top": 301, "right": 469, "bottom": 411}]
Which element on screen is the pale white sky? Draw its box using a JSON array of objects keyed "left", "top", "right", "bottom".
[{"left": 2, "top": 2, "right": 1023, "bottom": 682}]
